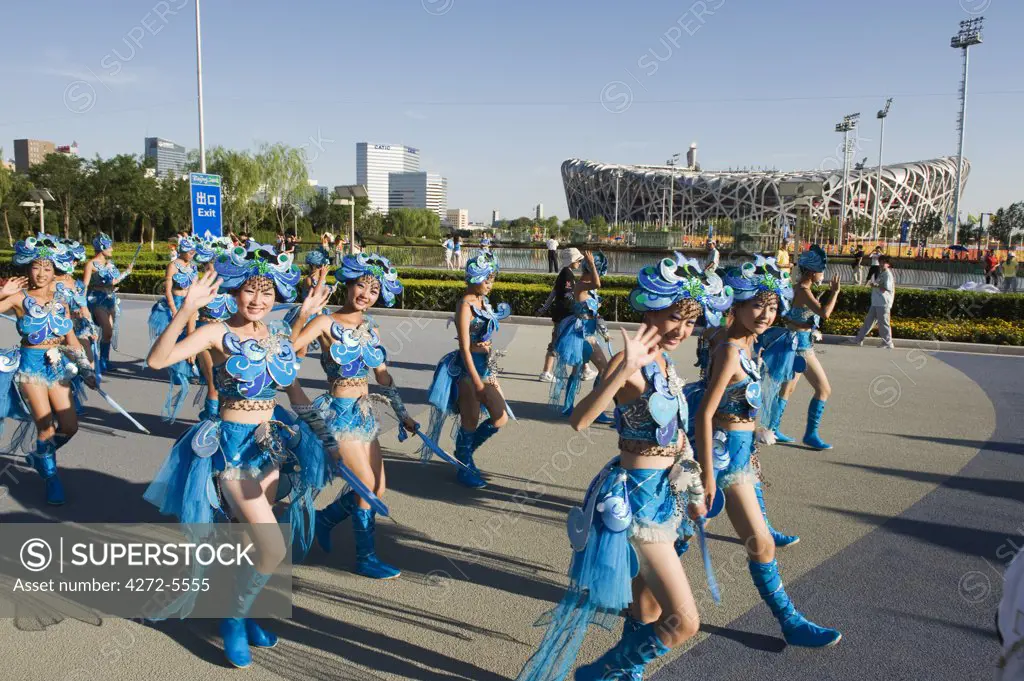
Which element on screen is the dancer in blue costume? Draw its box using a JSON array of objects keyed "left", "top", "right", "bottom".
[
  {"left": 147, "top": 234, "right": 199, "bottom": 421},
  {"left": 290, "top": 252, "right": 417, "bottom": 580},
  {"left": 422, "top": 252, "right": 510, "bottom": 489},
  {"left": 758, "top": 245, "right": 841, "bottom": 450},
  {"left": 191, "top": 233, "right": 237, "bottom": 420},
  {"left": 52, "top": 239, "right": 100, "bottom": 410},
  {"left": 143, "top": 242, "right": 330, "bottom": 669},
  {"left": 517, "top": 253, "right": 730, "bottom": 681},
  {"left": 549, "top": 250, "right": 614, "bottom": 419},
  {"left": 283, "top": 246, "right": 331, "bottom": 351},
  {"left": 694, "top": 256, "right": 841, "bottom": 648},
  {"left": 688, "top": 304, "right": 799, "bottom": 550},
  {"left": 0, "top": 235, "right": 99, "bottom": 506},
  {"left": 82, "top": 232, "right": 133, "bottom": 375}
]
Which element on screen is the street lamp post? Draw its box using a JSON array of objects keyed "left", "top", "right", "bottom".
[
  {"left": 613, "top": 170, "right": 621, "bottom": 232},
  {"left": 195, "top": 0, "right": 206, "bottom": 173},
  {"left": 333, "top": 184, "right": 368, "bottom": 255},
  {"left": 950, "top": 17, "right": 983, "bottom": 246},
  {"left": 20, "top": 189, "right": 54, "bottom": 234},
  {"left": 872, "top": 99, "right": 892, "bottom": 243},
  {"left": 834, "top": 113, "right": 860, "bottom": 248}
]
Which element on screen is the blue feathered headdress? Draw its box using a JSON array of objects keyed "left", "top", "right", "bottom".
[
  {"left": 177, "top": 234, "right": 197, "bottom": 253},
  {"left": 14, "top": 233, "right": 73, "bottom": 273},
  {"left": 723, "top": 255, "right": 793, "bottom": 313},
  {"left": 59, "top": 238, "right": 87, "bottom": 264},
  {"left": 629, "top": 252, "right": 734, "bottom": 326},
  {"left": 92, "top": 233, "right": 113, "bottom": 253},
  {"left": 214, "top": 242, "right": 300, "bottom": 302},
  {"left": 797, "top": 245, "right": 828, "bottom": 273},
  {"left": 337, "top": 252, "right": 403, "bottom": 307},
  {"left": 465, "top": 252, "right": 499, "bottom": 284},
  {"left": 305, "top": 247, "right": 330, "bottom": 267},
  {"left": 583, "top": 251, "right": 609, "bottom": 277},
  {"left": 193, "top": 232, "right": 232, "bottom": 264}
]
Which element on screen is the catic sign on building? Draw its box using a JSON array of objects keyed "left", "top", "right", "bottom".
[{"left": 372, "top": 144, "right": 418, "bottom": 154}]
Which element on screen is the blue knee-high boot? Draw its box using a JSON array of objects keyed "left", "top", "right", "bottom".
[
  {"left": 99, "top": 341, "right": 111, "bottom": 374},
  {"left": 755, "top": 483, "right": 799, "bottom": 548},
  {"left": 352, "top": 508, "right": 400, "bottom": 580},
  {"left": 455, "top": 426, "right": 486, "bottom": 488},
  {"left": 199, "top": 397, "right": 220, "bottom": 421},
  {"left": 315, "top": 490, "right": 356, "bottom": 553},
  {"left": 802, "top": 398, "right": 832, "bottom": 450},
  {"left": 772, "top": 398, "right": 794, "bottom": 443},
  {"left": 616, "top": 616, "right": 647, "bottom": 681},
  {"left": 30, "top": 439, "right": 64, "bottom": 506},
  {"left": 748, "top": 559, "right": 841, "bottom": 648},
  {"left": 575, "top": 621, "right": 670, "bottom": 680},
  {"left": 471, "top": 418, "right": 500, "bottom": 463},
  {"left": 220, "top": 564, "right": 274, "bottom": 668}
]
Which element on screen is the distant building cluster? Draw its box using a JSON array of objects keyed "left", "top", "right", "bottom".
[
  {"left": 355, "top": 142, "right": 452, "bottom": 222},
  {"left": 144, "top": 137, "right": 187, "bottom": 179},
  {"left": 13, "top": 139, "right": 78, "bottom": 172}
]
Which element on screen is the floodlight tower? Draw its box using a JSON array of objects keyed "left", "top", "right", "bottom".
[
  {"left": 872, "top": 98, "right": 893, "bottom": 242},
  {"left": 950, "top": 16, "right": 983, "bottom": 245},
  {"left": 834, "top": 112, "right": 860, "bottom": 247}
]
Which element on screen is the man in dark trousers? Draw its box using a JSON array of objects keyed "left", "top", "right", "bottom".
[{"left": 546, "top": 234, "right": 560, "bottom": 273}]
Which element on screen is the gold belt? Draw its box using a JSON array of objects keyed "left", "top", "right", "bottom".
[
  {"left": 221, "top": 399, "right": 276, "bottom": 412},
  {"left": 618, "top": 438, "right": 688, "bottom": 458},
  {"left": 331, "top": 376, "right": 368, "bottom": 390}
]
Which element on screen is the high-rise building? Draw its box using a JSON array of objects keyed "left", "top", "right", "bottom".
[
  {"left": 446, "top": 208, "right": 469, "bottom": 230},
  {"left": 356, "top": 142, "right": 420, "bottom": 213},
  {"left": 144, "top": 137, "right": 187, "bottom": 179},
  {"left": 535, "top": 203, "right": 544, "bottom": 220},
  {"left": 491, "top": 210, "right": 500, "bottom": 226},
  {"left": 13, "top": 139, "right": 55, "bottom": 172},
  {"left": 389, "top": 171, "right": 448, "bottom": 220}
]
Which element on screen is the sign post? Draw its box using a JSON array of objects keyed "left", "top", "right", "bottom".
[{"left": 190, "top": 172, "right": 222, "bottom": 237}]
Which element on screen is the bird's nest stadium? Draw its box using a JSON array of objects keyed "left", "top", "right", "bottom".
[{"left": 561, "top": 157, "right": 968, "bottom": 228}]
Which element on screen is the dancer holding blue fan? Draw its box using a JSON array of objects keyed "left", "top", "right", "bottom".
[
  {"left": 694, "top": 256, "right": 841, "bottom": 648},
  {"left": 290, "top": 252, "right": 417, "bottom": 580},
  {"left": 147, "top": 233, "right": 199, "bottom": 421},
  {"left": 0, "top": 235, "right": 98, "bottom": 506},
  {"left": 422, "top": 251, "right": 511, "bottom": 489},
  {"left": 143, "top": 242, "right": 330, "bottom": 668},
  {"left": 516, "top": 253, "right": 730, "bottom": 681}
]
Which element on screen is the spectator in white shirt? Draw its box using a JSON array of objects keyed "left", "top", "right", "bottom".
[
  {"left": 443, "top": 236, "right": 455, "bottom": 269},
  {"left": 546, "top": 235, "right": 560, "bottom": 273},
  {"left": 850, "top": 255, "right": 895, "bottom": 348},
  {"left": 706, "top": 240, "right": 720, "bottom": 272}
]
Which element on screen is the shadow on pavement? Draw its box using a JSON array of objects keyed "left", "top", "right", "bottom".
[
  {"left": 698, "top": 623, "right": 786, "bottom": 654},
  {"left": 874, "top": 431, "right": 1024, "bottom": 457},
  {"left": 832, "top": 461, "right": 1024, "bottom": 503}
]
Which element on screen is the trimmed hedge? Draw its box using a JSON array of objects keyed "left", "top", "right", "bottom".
[{"left": 821, "top": 312, "right": 1024, "bottom": 346}]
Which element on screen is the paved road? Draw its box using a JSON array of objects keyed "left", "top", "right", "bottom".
[{"left": 0, "top": 301, "right": 1016, "bottom": 680}]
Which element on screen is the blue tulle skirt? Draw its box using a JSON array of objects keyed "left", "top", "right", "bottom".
[
  {"left": 712, "top": 429, "right": 756, "bottom": 490},
  {"left": 313, "top": 393, "right": 379, "bottom": 443},
  {"left": 516, "top": 460, "right": 686, "bottom": 681},
  {"left": 16, "top": 347, "right": 74, "bottom": 388},
  {"left": 0, "top": 350, "right": 30, "bottom": 440},
  {"left": 87, "top": 289, "right": 121, "bottom": 348},
  {"left": 149, "top": 295, "right": 193, "bottom": 422},
  {"left": 421, "top": 350, "right": 490, "bottom": 459},
  {"left": 143, "top": 405, "right": 327, "bottom": 549},
  {"left": 757, "top": 327, "right": 810, "bottom": 429}
]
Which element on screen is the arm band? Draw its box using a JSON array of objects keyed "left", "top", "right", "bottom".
[{"left": 377, "top": 383, "right": 410, "bottom": 423}]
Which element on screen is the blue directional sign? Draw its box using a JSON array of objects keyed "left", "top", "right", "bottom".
[
  {"left": 190, "top": 173, "right": 222, "bottom": 237},
  {"left": 900, "top": 220, "right": 910, "bottom": 243}
]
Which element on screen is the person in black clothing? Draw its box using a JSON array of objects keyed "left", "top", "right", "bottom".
[
  {"left": 546, "top": 235, "right": 560, "bottom": 273},
  {"left": 852, "top": 245, "right": 865, "bottom": 285},
  {"left": 537, "top": 247, "right": 583, "bottom": 381}
]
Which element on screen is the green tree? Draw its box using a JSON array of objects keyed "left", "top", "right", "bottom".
[
  {"left": 385, "top": 208, "right": 441, "bottom": 238},
  {"left": 989, "top": 204, "right": 1024, "bottom": 247},
  {"left": 0, "top": 151, "right": 13, "bottom": 245},
  {"left": 255, "top": 143, "right": 312, "bottom": 234},
  {"left": 208, "top": 147, "right": 262, "bottom": 233},
  {"left": 916, "top": 211, "right": 944, "bottom": 243},
  {"left": 27, "top": 152, "right": 86, "bottom": 237},
  {"left": 0, "top": 157, "right": 33, "bottom": 246},
  {"left": 587, "top": 214, "right": 609, "bottom": 239}
]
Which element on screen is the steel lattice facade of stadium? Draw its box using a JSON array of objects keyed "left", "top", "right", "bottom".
[{"left": 561, "top": 157, "right": 969, "bottom": 227}]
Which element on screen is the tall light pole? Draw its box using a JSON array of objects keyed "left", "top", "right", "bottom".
[
  {"left": 834, "top": 113, "right": 860, "bottom": 248},
  {"left": 666, "top": 153, "right": 680, "bottom": 229},
  {"left": 195, "top": 0, "right": 207, "bottom": 173},
  {"left": 334, "top": 185, "right": 368, "bottom": 255},
  {"left": 950, "top": 17, "right": 983, "bottom": 245},
  {"left": 614, "top": 170, "right": 622, "bottom": 232},
  {"left": 872, "top": 99, "right": 892, "bottom": 242}
]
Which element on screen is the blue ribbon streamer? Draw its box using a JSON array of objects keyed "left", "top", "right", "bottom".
[{"left": 697, "top": 517, "right": 721, "bottom": 604}]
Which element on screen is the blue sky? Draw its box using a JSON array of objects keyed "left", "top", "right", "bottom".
[{"left": 2, "top": 0, "right": 1021, "bottom": 223}]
